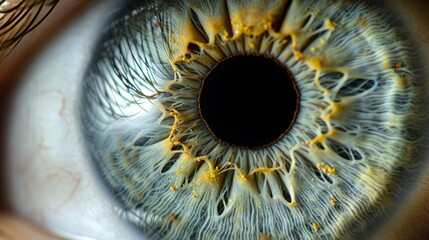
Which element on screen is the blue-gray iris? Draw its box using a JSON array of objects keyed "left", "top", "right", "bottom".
[{"left": 80, "top": 0, "right": 426, "bottom": 239}]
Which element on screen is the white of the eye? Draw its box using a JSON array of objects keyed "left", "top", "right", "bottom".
[{"left": 6, "top": 0, "right": 143, "bottom": 239}]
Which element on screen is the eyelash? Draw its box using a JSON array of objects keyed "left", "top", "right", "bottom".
[
  {"left": 36, "top": 0, "right": 419, "bottom": 239},
  {"left": 0, "top": 0, "right": 59, "bottom": 62}
]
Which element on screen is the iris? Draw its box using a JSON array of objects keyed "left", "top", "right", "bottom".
[{"left": 80, "top": 0, "right": 425, "bottom": 239}]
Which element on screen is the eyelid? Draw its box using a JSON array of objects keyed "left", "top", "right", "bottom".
[
  {"left": 0, "top": 0, "right": 98, "bottom": 91},
  {"left": 0, "top": 213, "right": 61, "bottom": 240}
]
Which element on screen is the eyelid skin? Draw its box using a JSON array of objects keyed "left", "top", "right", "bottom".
[
  {"left": 0, "top": 214, "right": 61, "bottom": 240},
  {"left": 1, "top": 0, "right": 429, "bottom": 240}
]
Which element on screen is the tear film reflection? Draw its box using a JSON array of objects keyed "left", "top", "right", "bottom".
[{"left": 80, "top": 0, "right": 427, "bottom": 239}]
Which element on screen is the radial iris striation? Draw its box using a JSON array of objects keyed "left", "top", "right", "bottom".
[{"left": 80, "top": 0, "right": 426, "bottom": 239}]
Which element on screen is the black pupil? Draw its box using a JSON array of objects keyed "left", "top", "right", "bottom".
[{"left": 199, "top": 55, "right": 299, "bottom": 149}]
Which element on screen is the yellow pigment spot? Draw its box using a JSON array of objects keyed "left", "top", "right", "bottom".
[
  {"left": 325, "top": 19, "right": 336, "bottom": 30},
  {"left": 249, "top": 41, "right": 256, "bottom": 49},
  {"left": 136, "top": 191, "right": 144, "bottom": 200},
  {"left": 237, "top": 173, "right": 250, "bottom": 182},
  {"left": 294, "top": 51, "right": 305, "bottom": 61},
  {"left": 229, "top": 162, "right": 282, "bottom": 184},
  {"left": 308, "top": 57, "right": 324, "bottom": 70},
  {"left": 394, "top": 62, "right": 403, "bottom": 73},
  {"left": 168, "top": 110, "right": 180, "bottom": 143},
  {"left": 292, "top": 39, "right": 298, "bottom": 50},
  {"left": 170, "top": 185, "right": 176, "bottom": 191},
  {"left": 249, "top": 165, "right": 282, "bottom": 175},
  {"left": 260, "top": 235, "right": 271, "bottom": 240},
  {"left": 244, "top": 26, "right": 254, "bottom": 35},
  {"left": 329, "top": 195, "right": 337, "bottom": 205},
  {"left": 228, "top": 162, "right": 247, "bottom": 177},
  {"left": 317, "top": 163, "right": 337, "bottom": 176},
  {"left": 313, "top": 222, "right": 320, "bottom": 231},
  {"left": 200, "top": 18, "right": 223, "bottom": 43},
  {"left": 328, "top": 167, "right": 336, "bottom": 175},
  {"left": 330, "top": 102, "right": 342, "bottom": 116},
  {"left": 230, "top": 18, "right": 243, "bottom": 35},
  {"left": 203, "top": 168, "right": 221, "bottom": 183},
  {"left": 221, "top": 29, "right": 229, "bottom": 39},
  {"left": 167, "top": 214, "right": 178, "bottom": 225},
  {"left": 263, "top": 22, "right": 272, "bottom": 30},
  {"left": 395, "top": 76, "right": 407, "bottom": 88},
  {"left": 211, "top": 21, "right": 222, "bottom": 31},
  {"left": 288, "top": 201, "right": 297, "bottom": 207},
  {"left": 192, "top": 193, "right": 198, "bottom": 199},
  {"left": 358, "top": 17, "right": 367, "bottom": 28},
  {"left": 383, "top": 60, "right": 390, "bottom": 69},
  {"left": 309, "top": 129, "right": 337, "bottom": 146}
]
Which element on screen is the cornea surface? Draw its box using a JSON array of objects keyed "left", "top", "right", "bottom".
[{"left": 80, "top": 0, "right": 426, "bottom": 239}]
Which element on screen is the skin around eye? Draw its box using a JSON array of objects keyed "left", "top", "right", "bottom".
[
  {"left": 81, "top": 0, "right": 429, "bottom": 239},
  {"left": 2, "top": 0, "right": 425, "bottom": 239}
]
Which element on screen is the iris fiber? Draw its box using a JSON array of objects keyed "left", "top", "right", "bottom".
[
  {"left": 81, "top": 0, "right": 425, "bottom": 239},
  {"left": 199, "top": 55, "right": 299, "bottom": 149}
]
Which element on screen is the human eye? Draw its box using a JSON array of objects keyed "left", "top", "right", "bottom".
[{"left": 2, "top": 0, "right": 429, "bottom": 239}]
